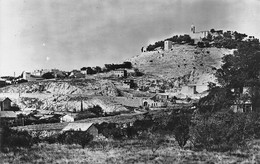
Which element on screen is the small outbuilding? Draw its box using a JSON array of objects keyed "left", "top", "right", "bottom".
[{"left": 0, "top": 98, "right": 12, "bottom": 111}]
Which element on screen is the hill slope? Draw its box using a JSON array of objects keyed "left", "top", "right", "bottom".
[{"left": 128, "top": 44, "right": 235, "bottom": 85}]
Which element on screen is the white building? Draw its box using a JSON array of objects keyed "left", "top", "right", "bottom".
[
  {"left": 181, "top": 84, "right": 209, "bottom": 95},
  {"left": 164, "top": 40, "right": 173, "bottom": 50},
  {"left": 190, "top": 24, "right": 209, "bottom": 42},
  {"left": 60, "top": 114, "right": 75, "bottom": 122}
]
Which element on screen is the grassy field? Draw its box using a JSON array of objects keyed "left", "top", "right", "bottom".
[{"left": 1, "top": 138, "right": 260, "bottom": 164}]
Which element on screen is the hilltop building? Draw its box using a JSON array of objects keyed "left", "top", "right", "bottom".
[
  {"left": 32, "top": 69, "right": 50, "bottom": 76},
  {"left": 164, "top": 40, "right": 173, "bottom": 50},
  {"left": 22, "top": 72, "right": 44, "bottom": 81},
  {"left": 190, "top": 24, "right": 209, "bottom": 43}
]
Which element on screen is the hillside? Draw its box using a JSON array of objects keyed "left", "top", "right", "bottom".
[
  {"left": 128, "top": 44, "right": 235, "bottom": 85},
  {"left": 0, "top": 79, "right": 120, "bottom": 96},
  {"left": 0, "top": 79, "right": 131, "bottom": 113}
]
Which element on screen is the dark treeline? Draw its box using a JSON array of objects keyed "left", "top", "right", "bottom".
[
  {"left": 146, "top": 35, "right": 194, "bottom": 51},
  {"left": 81, "top": 61, "right": 132, "bottom": 75}
]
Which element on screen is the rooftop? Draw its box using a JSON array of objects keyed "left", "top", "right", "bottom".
[
  {"left": 0, "top": 111, "right": 17, "bottom": 118},
  {"left": 62, "top": 122, "right": 94, "bottom": 131}
]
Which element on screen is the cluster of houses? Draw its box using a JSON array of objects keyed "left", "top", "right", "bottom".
[
  {"left": 19, "top": 68, "right": 138, "bottom": 81},
  {"left": 0, "top": 97, "right": 76, "bottom": 127},
  {"left": 153, "top": 25, "right": 257, "bottom": 51}
]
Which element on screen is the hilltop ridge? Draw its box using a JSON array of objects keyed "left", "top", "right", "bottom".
[{"left": 128, "top": 44, "right": 235, "bottom": 85}]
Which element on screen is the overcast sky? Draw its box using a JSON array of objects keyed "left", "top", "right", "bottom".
[{"left": 1, "top": 0, "right": 260, "bottom": 76}]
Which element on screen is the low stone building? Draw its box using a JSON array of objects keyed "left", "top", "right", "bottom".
[{"left": 0, "top": 98, "right": 12, "bottom": 111}]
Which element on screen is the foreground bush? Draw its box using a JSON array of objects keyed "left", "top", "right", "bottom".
[
  {"left": 1, "top": 127, "right": 33, "bottom": 152},
  {"left": 57, "top": 131, "right": 93, "bottom": 148},
  {"left": 190, "top": 111, "right": 260, "bottom": 151}
]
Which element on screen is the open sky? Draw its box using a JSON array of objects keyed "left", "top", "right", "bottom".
[{"left": 1, "top": 0, "right": 260, "bottom": 76}]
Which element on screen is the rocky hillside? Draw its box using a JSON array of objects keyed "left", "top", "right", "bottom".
[
  {"left": 0, "top": 79, "right": 121, "bottom": 96},
  {"left": 0, "top": 79, "right": 129, "bottom": 113},
  {"left": 128, "top": 44, "right": 235, "bottom": 85},
  {"left": 14, "top": 95, "right": 128, "bottom": 113}
]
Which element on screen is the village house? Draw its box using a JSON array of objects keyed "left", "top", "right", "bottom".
[
  {"left": 142, "top": 98, "right": 166, "bottom": 108},
  {"left": 126, "top": 69, "right": 136, "bottom": 77},
  {"left": 111, "top": 69, "right": 127, "bottom": 78},
  {"left": 181, "top": 85, "right": 197, "bottom": 95},
  {"left": 149, "top": 85, "right": 165, "bottom": 93},
  {"left": 153, "top": 93, "right": 170, "bottom": 101},
  {"left": 0, "top": 78, "right": 7, "bottom": 87},
  {"left": 181, "top": 84, "right": 208, "bottom": 96},
  {"left": 231, "top": 100, "right": 252, "bottom": 113},
  {"left": 141, "top": 46, "right": 147, "bottom": 52},
  {"left": 0, "top": 111, "right": 17, "bottom": 126},
  {"left": 61, "top": 122, "right": 98, "bottom": 139},
  {"left": 123, "top": 79, "right": 136, "bottom": 89},
  {"left": 69, "top": 70, "right": 85, "bottom": 78},
  {"left": 60, "top": 114, "right": 75, "bottom": 122},
  {"left": 230, "top": 86, "right": 260, "bottom": 112},
  {"left": 0, "top": 97, "right": 12, "bottom": 111}
]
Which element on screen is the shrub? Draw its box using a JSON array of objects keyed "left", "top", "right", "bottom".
[
  {"left": 1, "top": 127, "right": 33, "bottom": 152},
  {"left": 190, "top": 111, "right": 260, "bottom": 151},
  {"left": 165, "top": 108, "right": 193, "bottom": 148},
  {"left": 88, "top": 105, "right": 103, "bottom": 117},
  {"left": 57, "top": 131, "right": 93, "bottom": 148},
  {"left": 97, "top": 123, "right": 125, "bottom": 140}
]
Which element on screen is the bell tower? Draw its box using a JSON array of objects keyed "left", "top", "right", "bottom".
[{"left": 191, "top": 24, "right": 195, "bottom": 33}]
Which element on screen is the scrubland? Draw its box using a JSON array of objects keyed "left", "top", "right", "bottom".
[{"left": 1, "top": 138, "right": 260, "bottom": 164}]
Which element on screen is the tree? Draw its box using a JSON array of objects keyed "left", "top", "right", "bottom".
[
  {"left": 165, "top": 108, "right": 193, "bottom": 148},
  {"left": 95, "top": 66, "right": 102, "bottom": 73},
  {"left": 198, "top": 87, "right": 234, "bottom": 113},
  {"left": 215, "top": 40, "right": 260, "bottom": 111},
  {"left": 42, "top": 72, "right": 55, "bottom": 79},
  {"left": 1, "top": 127, "right": 33, "bottom": 152},
  {"left": 86, "top": 67, "right": 94, "bottom": 74},
  {"left": 88, "top": 105, "right": 103, "bottom": 116},
  {"left": 123, "top": 62, "right": 132, "bottom": 69},
  {"left": 80, "top": 67, "right": 87, "bottom": 71},
  {"left": 210, "top": 29, "right": 215, "bottom": 33},
  {"left": 216, "top": 41, "right": 260, "bottom": 87}
]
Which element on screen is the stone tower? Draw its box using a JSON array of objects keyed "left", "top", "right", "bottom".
[{"left": 191, "top": 24, "right": 196, "bottom": 33}]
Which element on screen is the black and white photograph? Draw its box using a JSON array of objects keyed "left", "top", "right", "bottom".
[{"left": 1, "top": 0, "right": 260, "bottom": 163}]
